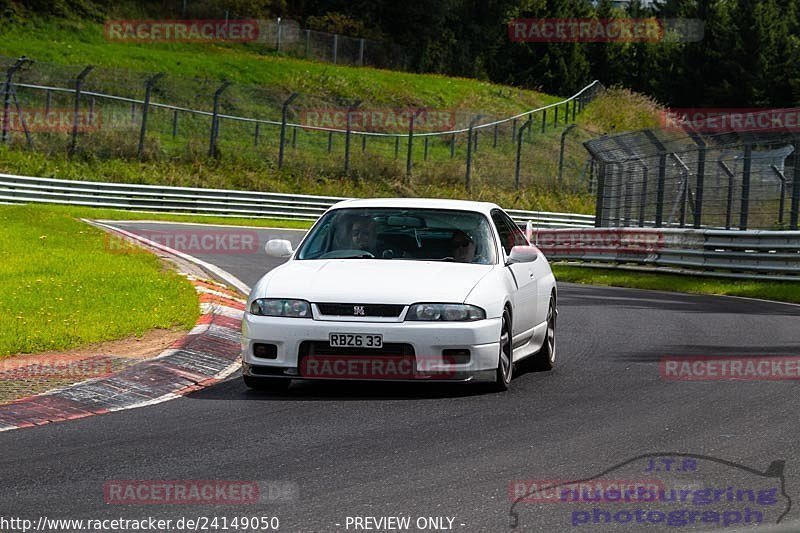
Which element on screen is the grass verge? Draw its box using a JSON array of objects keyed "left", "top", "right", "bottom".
[
  {"left": 0, "top": 203, "right": 200, "bottom": 357},
  {"left": 552, "top": 265, "right": 800, "bottom": 304}
]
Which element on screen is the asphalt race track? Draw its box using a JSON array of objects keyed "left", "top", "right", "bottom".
[{"left": 2, "top": 221, "right": 800, "bottom": 532}]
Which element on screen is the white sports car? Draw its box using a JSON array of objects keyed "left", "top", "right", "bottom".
[{"left": 241, "top": 198, "right": 556, "bottom": 392}]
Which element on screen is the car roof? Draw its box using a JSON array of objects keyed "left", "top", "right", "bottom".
[{"left": 328, "top": 197, "right": 501, "bottom": 215}]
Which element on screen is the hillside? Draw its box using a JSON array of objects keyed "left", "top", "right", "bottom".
[{"left": 0, "top": 15, "right": 662, "bottom": 213}]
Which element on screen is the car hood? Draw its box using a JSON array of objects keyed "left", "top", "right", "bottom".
[{"left": 258, "top": 259, "right": 494, "bottom": 304}]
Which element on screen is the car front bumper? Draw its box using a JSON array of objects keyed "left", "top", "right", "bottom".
[{"left": 241, "top": 314, "right": 502, "bottom": 382}]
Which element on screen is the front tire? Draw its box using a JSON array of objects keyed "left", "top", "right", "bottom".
[
  {"left": 243, "top": 375, "right": 291, "bottom": 392},
  {"left": 493, "top": 310, "right": 513, "bottom": 392},
  {"left": 530, "top": 297, "right": 556, "bottom": 371}
]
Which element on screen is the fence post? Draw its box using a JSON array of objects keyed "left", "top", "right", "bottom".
[
  {"left": 344, "top": 100, "right": 361, "bottom": 175},
  {"left": 465, "top": 115, "right": 482, "bottom": 192},
  {"left": 254, "top": 122, "right": 260, "bottom": 146},
  {"left": 717, "top": 161, "right": 735, "bottom": 230},
  {"left": 45, "top": 89, "right": 52, "bottom": 114},
  {"left": 333, "top": 34, "right": 338, "bottom": 64},
  {"left": 278, "top": 92, "right": 298, "bottom": 168},
  {"left": 594, "top": 161, "right": 606, "bottom": 227},
  {"left": 450, "top": 133, "right": 455, "bottom": 158},
  {"left": 138, "top": 72, "right": 164, "bottom": 158},
  {"left": 358, "top": 39, "right": 365, "bottom": 66},
  {"left": 511, "top": 118, "right": 517, "bottom": 142},
  {"left": 684, "top": 129, "right": 706, "bottom": 228},
  {"left": 68, "top": 65, "right": 93, "bottom": 157},
  {"left": 770, "top": 165, "right": 787, "bottom": 226},
  {"left": 423, "top": 137, "right": 429, "bottom": 160},
  {"left": 558, "top": 124, "right": 577, "bottom": 180},
  {"left": 208, "top": 80, "right": 231, "bottom": 158},
  {"left": 406, "top": 108, "right": 423, "bottom": 181},
  {"left": 493, "top": 124, "right": 498, "bottom": 148},
  {"left": 2, "top": 57, "right": 30, "bottom": 145},
  {"left": 394, "top": 136, "right": 399, "bottom": 158},
  {"left": 565, "top": 101, "right": 570, "bottom": 124},
  {"left": 792, "top": 137, "right": 800, "bottom": 230},
  {"left": 328, "top": 131, "right": 334, "bottom": 153},
  {"left": 541, "top": 109, "right": 547, "bottom": 133},
  {"left": 515, "top": 116, "right": 532, "bottom": 189},
  {"left": 554, "top": 106, "right": 558, "bottom": 127},
  {"left": 291, "top": 126, "right": 297, "bottom": 148},
  {"left": 572, "top": 99, "right": 577, "bottom": 121},
  {"left": 305, "top": 29, "right": 311, "bottom": 57},
  {"left": 740, "top": 143, "right": 752, "bottom": 230}
]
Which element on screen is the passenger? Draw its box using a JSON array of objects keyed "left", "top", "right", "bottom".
[{"left": 449, "top": 229, "right": 476, "bottom": 263}]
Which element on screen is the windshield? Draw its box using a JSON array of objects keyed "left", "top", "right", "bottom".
[{"left": 296, "top": 207, "right": 497, "bottom": 264}]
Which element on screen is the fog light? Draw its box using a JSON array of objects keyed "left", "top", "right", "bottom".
[
  {"left": 442, "top": 349, "right": 470, "bottom": 364},
  {"left": 253, "top": 343, "right": 278, "bottom": 359}
]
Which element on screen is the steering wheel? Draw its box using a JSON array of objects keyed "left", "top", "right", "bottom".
[{"left": 318, "top": 249, "right": 375, "bottom": 259}]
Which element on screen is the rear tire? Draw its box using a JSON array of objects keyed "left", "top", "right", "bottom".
[
  {"left": 530, "top": 297, "right": 556, "bottom": 371},
  {"left": 243, "top": 375, "right": 291, "bottom": 392},
  {"left": 493, "top": 310, "right": 513, "bottom": 392}
]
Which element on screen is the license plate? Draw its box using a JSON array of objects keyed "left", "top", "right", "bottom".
[{"left": 329, "top": 333, "right": 383, "bottom": 349}]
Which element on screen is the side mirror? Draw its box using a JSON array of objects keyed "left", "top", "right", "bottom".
[
  {"left": 265, "top": 239, "right": 294, "bottom": 258},
  {"left": 506, "top": 245, "right": 538, "bottom": 265}
]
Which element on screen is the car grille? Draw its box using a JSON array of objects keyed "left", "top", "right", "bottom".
[
  {"left": 316, "top": 303, "right": 405, "bottom": 317},
  {"left": 299, "top": 341, "right": 415, "bottom": 357}
]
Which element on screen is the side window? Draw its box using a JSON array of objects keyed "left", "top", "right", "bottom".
[
  {"left": 491, "top": 211, "right": 514, "bottom": 255},
  {"left": 491, "top": 210, "right": 527, "bottom": 256},
  {"left": 503, "top": 212, "right": 529, "bottom": 248}
]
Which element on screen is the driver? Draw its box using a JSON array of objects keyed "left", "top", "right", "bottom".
[{"left": 350, "top": 216, "right": 379, "bottom": 254}]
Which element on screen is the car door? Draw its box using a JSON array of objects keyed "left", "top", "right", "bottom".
[{"left": 491, "top": 210, "right": 538, "bottom": 345}]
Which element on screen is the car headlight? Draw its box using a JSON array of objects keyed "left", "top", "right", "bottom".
[
  {"left": 249, "top": 298, "right": 311, "bottom": 318},
  {"left": 405, "top": 303, "right": 485, "bottom": 321}
]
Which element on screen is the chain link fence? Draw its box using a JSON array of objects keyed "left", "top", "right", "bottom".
[{"left": 585, "top": 127, "right": 800, "bottom": 230}]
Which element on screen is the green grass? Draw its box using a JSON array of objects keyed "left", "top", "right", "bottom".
[
  {"left": 0, "top": 19, "right": 560, "bottom": 114},
  {"left": 0, "top": 146, "right": 598, "bottom": 214},
  {"left": 552, "top": 265, "right": 800, "bottom": 304},
  {"left": 0, "top": 203, "right": 201, "bottom": 357}
]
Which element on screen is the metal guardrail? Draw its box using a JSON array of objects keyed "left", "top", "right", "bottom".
[
  {"left": 531, "top": 227, "right": 800, "bottom": 281},
  {"left": 0, "top": 173, "right": 596, "bottom": 228}
]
